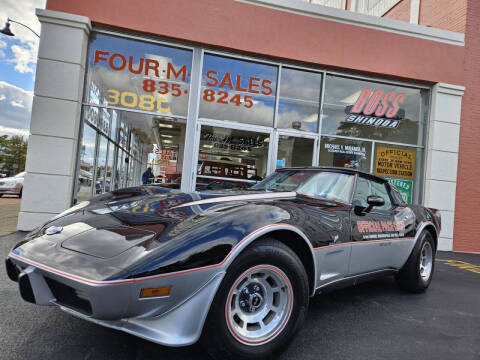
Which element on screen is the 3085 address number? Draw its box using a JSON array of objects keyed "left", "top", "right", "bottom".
[{"left": 105, "top": 89, "right": 171, "bottom": 112}]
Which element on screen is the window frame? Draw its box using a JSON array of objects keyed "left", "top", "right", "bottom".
[{"left": 73, "top": 27, "right": 432, "bottom": 206}]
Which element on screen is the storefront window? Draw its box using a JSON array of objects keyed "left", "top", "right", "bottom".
[
  {"left": 199, "top": 54, "right": 277, "bottom": 127},
  {"left": 373, "top": 143, "right": 424, "bottom": 204},
  {"left": 77, "top": 123, "right": 97, "bottom": 202},
  {"left": 105, "top": 140, "right": 115, "bottom": 192},
  {"left": 319, "top": 136, "right": 372, "bottom": 173},
  {"left": 278, "top": 68, "right": 321, "bottom": 132},
  {"left": 322, "top": 75, "right": 428, "bottom": 146},
  {"left": 151, "top": 118, "right": 186, "bottom": 187},
  {"left": 76, "top": 31, "right": 430, "bottom": 205},
  {"left": 196, "top": 126, "right": 270, "bottom": 190},
  {"left": 276, "top": 136, "right": 314, "bottom": 168},
  {"left": 95, "top": 136, "right": 108, "bottom": 194},
  {"left": 76, "top": 105, "right": 187, "bottom": 200},
  {"left": 85, "top": 33, "right": 193, "bottom": 116}
]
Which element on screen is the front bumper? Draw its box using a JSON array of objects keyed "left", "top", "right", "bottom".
[
  {"left": 6, "top": 255, "right": 225, "bottom": 346},
  {"left": 0, "top": 187, "right": 21, "bottom": 195}
]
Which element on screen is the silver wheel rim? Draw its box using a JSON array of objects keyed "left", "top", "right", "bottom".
[
  {"left": 225, "top": 265, "right": 293, "bottom": 346},
  {"left": 419, "top": 241, "right": 433, "bottom": 281}
]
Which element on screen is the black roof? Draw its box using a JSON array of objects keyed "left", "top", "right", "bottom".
[{"left": 277, "top": 166, "right": 387, "bottom": 183}]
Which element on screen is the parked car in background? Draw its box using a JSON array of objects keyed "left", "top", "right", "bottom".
[{"left": 0, "top": 171, "right": 25, "bottom": 198}]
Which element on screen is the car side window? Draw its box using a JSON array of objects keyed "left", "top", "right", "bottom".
[
  {"left": 352, "top": 177, "right": 392, "bottom": 210},
  {"left": 389, "top": 184, "right": 407, "bottom": 206},
  {"left": 352, "top": 177, "right": 371, "bottom": 208},
  {"left": 370, "top": 181, "right": 392, "bottom": 210}
]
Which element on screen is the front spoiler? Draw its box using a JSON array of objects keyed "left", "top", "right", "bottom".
[
  {"left": 7, "top": 255, "right": 225, "bottom": 347},
  {"left": 57, "top": 272, "right": 224, "bottom": 346},
  {"left": 0, "top": 188, "right": 21, "bottom": 195}
]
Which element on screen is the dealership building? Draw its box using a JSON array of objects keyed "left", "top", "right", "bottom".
[{"left": 17, "top": 0, "right": 480, "bottom": 253}]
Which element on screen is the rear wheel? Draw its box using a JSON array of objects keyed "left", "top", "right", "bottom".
[
  {"left": 201, "top": 238, "right": 309, "bottom": 360},
  {"left": 395, "top": 231, "right": 435, "bottom": 292}
]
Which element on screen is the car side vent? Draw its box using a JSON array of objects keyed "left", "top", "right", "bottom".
[{"left": 45, "top": 277, "right": 92, "bottom": 315}]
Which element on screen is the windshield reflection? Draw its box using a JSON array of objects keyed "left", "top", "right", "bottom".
[{"left": 252, "top": 170, "right": 354, "bottom": 204}]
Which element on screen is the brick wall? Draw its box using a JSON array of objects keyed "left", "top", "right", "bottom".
[
  {"left": 453, "top": 0, "right": 480, "bottom": 253},
  {"left": 383, "top": 0, "right": 466, "bottom": 33},
  {"left": 384, "top": 0, "right": 411, "bottom": 23},
  {"left": 419, "top": 0, "right": 466, "bottom": 33}
]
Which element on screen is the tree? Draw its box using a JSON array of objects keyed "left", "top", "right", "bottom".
[{"left": 0, "top": 135, "right": 28, "bottom": 174}]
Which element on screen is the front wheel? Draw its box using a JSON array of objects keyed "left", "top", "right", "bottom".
[
  {"left": 201, "top": 238, "right": 309, "bottom": 360},
  {"left": 395, "top": 230, "right": 435, "bottom": 292}
]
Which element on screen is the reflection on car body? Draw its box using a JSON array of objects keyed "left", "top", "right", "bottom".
[{"left": 6, "top": 167, "right": 440, "bottom": 360}]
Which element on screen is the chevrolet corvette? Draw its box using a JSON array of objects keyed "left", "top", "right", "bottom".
[{"left": 5, "top": 167, "right": 441, "bottom": 359}]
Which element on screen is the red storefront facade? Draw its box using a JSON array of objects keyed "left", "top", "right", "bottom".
[{"left": 19, "top": 0, "right": 480, "bottom": 253}]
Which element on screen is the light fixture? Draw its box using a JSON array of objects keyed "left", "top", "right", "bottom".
[
  {"left": 0, "top": 21, "right": 14, "bottom": 36},
  {"left": 163, "top": 140, "right": 172, "bottom": 144},
  {"left": 0, "top": 18, "right": 40, "bottom": 38},
  {"left": 161, "top": 134, "right": 173, "bottom": 138},
  {"left": 159, "top": 123, "right": 173, "bottom": 128}
]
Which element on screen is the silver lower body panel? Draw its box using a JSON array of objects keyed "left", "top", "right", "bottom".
[
  {"left": 9, "top": 255, "right": 225, "bottom": 347},
  {"left": 57, "top": 273, "right": 224, "bottom": 346}
]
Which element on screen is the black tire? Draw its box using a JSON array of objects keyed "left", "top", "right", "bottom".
[
  {"left": 395, "top": 230, "right": 436, "bottom": 293},
  {"left": 19, "top": 189, "right": 22, "bottom": 198},
  {"left": 201, "top": 238, "right": 309, "bottom": 360}
]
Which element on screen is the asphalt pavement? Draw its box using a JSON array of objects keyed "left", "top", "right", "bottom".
[{"left": 1, "top": 231, "right": 479, "bottom": 360}]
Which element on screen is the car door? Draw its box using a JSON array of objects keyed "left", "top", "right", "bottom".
[
  {"left": 348, "top": 175, "right": 399, "bottom": 275},
  {"left": 291, "top": 171, "right": 355, "bottom": 287}
]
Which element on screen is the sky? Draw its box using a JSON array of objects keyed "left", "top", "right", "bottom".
[{"left": 0, "top": 0, "right": 46, "bottom": 138}]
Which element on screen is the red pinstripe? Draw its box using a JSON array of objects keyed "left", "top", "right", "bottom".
[{"left": 8, "top": 223, "right": 416, "bottom": 286}]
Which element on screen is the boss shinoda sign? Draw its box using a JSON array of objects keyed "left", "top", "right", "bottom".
[{"left": 344, "top": 88, "right": 406, "bottom": 129}]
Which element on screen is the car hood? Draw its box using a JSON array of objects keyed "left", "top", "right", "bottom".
[{"left": 12, "top": 187, "right": 300, "bottom": 280}]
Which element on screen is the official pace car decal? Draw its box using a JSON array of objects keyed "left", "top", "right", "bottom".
[{"left": 357, "top": 220, "right": 406, "bottom": 240}]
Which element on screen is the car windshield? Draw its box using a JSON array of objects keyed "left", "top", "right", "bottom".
[
  {"left": 251, "top": 170, "right": 354, "bottom": 203},
  {"left": 14, "top": 172, "right": 25, "bottom": 178}
]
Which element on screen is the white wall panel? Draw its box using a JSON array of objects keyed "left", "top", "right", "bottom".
[{"left": 17, "top": 10, "right": 91, "bottom": 231}]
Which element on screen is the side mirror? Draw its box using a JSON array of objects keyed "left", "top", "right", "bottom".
[{"left": 365, "top": 195, "right": 385, "bottom": 213}]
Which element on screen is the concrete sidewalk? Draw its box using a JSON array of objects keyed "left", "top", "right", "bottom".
[{"left": 0, "top": 196, "right": 21, "bottom": 237}]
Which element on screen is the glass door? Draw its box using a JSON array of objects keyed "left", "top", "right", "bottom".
[
  {"left": 271, "top": 130, "right": 318, "bottom": 173},
  {"left": 194, "top": 121, "right": 273, "bottom": 191}
]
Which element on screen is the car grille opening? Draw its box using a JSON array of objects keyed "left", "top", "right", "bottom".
[{"left": 45, "top": 277, "right": 92, "bottom": 315}]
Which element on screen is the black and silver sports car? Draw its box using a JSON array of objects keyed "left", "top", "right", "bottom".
[{"left": 5, "top": 167, "right": 441, "bottom": 359}]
